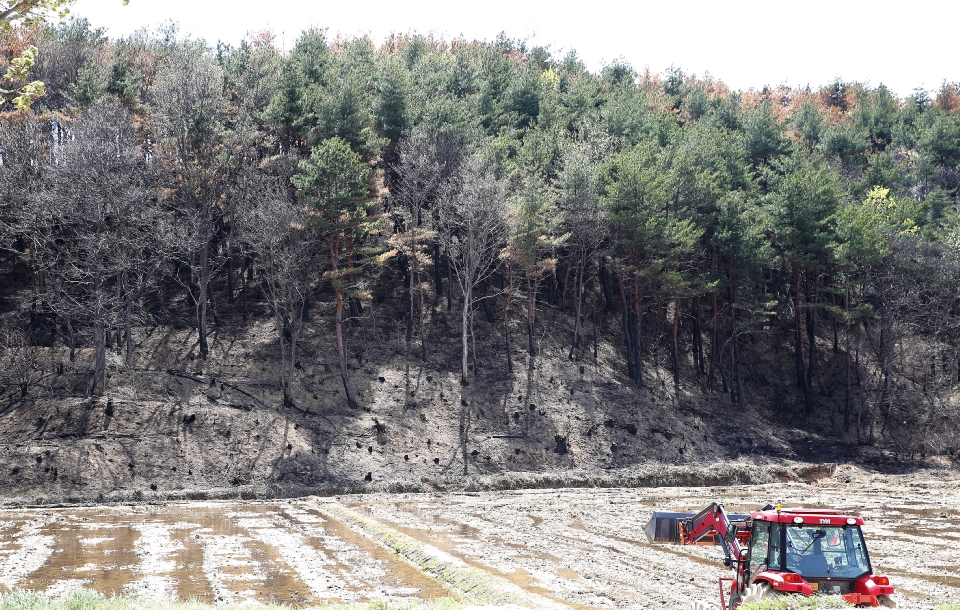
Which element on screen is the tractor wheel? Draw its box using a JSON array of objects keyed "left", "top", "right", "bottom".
[
  {"left": 685, "top": 601, "right": 717, "bottom": 610},
  {"left": 878, "top": 594, "right": 898, "bottom": 608},
  {"left": 739, "top": 582, "right": 778, "bottom": 605}
]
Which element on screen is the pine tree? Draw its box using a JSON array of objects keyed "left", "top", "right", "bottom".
[{"left": 293, "top": 137, "right": 382, "bottom": 409}]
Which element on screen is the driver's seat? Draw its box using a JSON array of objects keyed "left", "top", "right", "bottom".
[{"left": 799, "top": 553, "right": 828, "bottom": 575}]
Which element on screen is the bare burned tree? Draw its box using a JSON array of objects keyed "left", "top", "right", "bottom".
[
  {"left": 436, "top": 154, "right": 508, "bottom": 383},
  {"left": 390, "top": 128, "right": 443, "bottom": 361},
  {"left": 25, "top": 102, "right": 163, "bottom": 395},
  {"left": 0, "top": 322, "right": 42, "bottom": 400},
  {"left": 0, "top": 113, "right": 49, "bottom": 349},
  {"left": 236, "top": 178, "right": 316, "bottom": 409},
  {"left": 150, "top": 41, "right": 227, "bottom": 362}
]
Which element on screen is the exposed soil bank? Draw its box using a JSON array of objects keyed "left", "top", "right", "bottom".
[
  {"left": 3, "top": 304, "right": 951, "bottom": 507},
  {"left": 0, "top": 461, "right": 841, "bottom": 507}
]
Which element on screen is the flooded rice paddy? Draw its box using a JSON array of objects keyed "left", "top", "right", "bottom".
[
  {"left": 0, "top": 502, "right": 452, "bottom": 605},
  {"left": 0, "top": 474, "right": 958, "bottom": 609}
]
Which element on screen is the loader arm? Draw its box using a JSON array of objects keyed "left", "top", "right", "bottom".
[{"left": 680, "top": 502, "right": 744, "bottom": 565}]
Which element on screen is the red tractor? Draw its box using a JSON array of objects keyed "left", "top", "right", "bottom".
[{"left": 646, "top": 502, "right": 896, "bottom": 609}]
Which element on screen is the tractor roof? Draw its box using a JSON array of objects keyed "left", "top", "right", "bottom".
[{"left": 751, "top": 507, "right": 865, "bottom": 525}]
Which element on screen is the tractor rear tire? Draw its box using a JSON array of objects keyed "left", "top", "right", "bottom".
[
  {"left": 686, "top": 601, "right": 717, "bottom": 610},
  {"left": 739, "top": 582, "right": 778, "bottom": 604},
  {"left": 878, "top": 594, "right": 898, "bottom": 608}
]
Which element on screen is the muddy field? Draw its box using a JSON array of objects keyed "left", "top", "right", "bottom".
[{"left": 0, "top": 469, "right": 957, "bottom": 609}]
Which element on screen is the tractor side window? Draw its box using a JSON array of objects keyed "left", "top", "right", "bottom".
[
  {"left": 749, "top": 521, "right": 770, "bottom": 573},
  {"left": 767, "top": 523, "right": 781, "bottom": 570}
]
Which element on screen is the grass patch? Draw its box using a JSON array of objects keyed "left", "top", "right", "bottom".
[
  {"left": 933, "top": 604, "right": 960, "bottom": 610},
  {"left": 0, "top": 591, "right": 470, "bottom": 610},
  {"left": 738, "top": 594, "right": 852, "bottom": 610}
]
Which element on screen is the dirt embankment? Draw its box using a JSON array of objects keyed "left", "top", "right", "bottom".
[
  {"left": 2, "top": 221, "right": 956, "bottom": 503},
  {"left": 3, "top": 295, "right": 947, "bottom": 504}
]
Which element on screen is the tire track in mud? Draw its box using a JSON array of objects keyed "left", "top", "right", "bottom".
[
  {"left": 312, "top": 500, "right": 570, "bottom": 609},
  {"left": 350, "top": 491, "right": 708, "bottom": 608}
]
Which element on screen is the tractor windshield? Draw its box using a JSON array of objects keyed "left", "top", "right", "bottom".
[{"left": 785, "top": 524, "right": 871, "bottom": 579}]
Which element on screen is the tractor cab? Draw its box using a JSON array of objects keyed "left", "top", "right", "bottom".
[
  {"left": 745, "top": 508, "right": 894, "bottom": 604},
  {"left": 748, "top": 518, "right": 871, "bottom": 579},
  {"left": 645, "top": 502, "right": 896, "bottom": 607}
]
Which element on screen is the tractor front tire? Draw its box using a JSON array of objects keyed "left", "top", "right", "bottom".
[
  {"left": 686, "top": 601, "right": 717, "bottom": 610},
  {"left": 878, "top": 594, "right": 898, "bottom": 608},
  {"left": 739, "top": 582, "right": 778, "bottom": 605}
]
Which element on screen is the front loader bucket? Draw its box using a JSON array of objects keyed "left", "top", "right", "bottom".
[
  {"left": 644, "top": 510, "right": 751, "bottom": 544},
  {"left": 644, "top": 511, "right": 696, "bottom": 543}
]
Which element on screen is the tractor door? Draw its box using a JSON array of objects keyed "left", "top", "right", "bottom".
[{"left": 747, "top": 521, "right": 771, "bottom": 583}]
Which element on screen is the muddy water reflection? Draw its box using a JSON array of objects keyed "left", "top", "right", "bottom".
[{"left": 0, "top": 503, "right": 451, "bottom": 604}]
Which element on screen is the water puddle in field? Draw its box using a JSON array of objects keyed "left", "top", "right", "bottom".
[{"left": 0, "top": 502, "right": 453, "bottom": 603}]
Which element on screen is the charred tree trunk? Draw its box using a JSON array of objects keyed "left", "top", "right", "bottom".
[
  {"left": 123, "top": 273, "right": 134, "bottom": 367},
  {"left": 806, "top": 272, "right": 818, "bottom": 386},
  {"left": 241, "top": 255, "right": 248, "bottom": 323},
  {"left": 569, "top": 247, "right": 586, "bottom": 360},
  {"left": 446, "top": 250, "right": 453, "bottom": 311},
  {"left": 348, "top": 297, "right": 362, "bottom": 327},
  {"left": 64, "top": 314, "right": 76, "bottom": 363},
  {"left": 346, "top": 236, "right": 361, "bottom": 328},
  {"left": 208, "top": 286, "right": 221, "bottom": 327},
  {"left": 617, "top": 271, "right": 634, "bottom": 379},
  {"left": 461, "top": 281, "right": 473, "bottom": 383},
  {"left": 197, "top": 240, "right": 210, "bottom": 360},
  {"left": 632, "top": 269, "right": 643, "bottom": 390},
  {"left": 405, "top": 252, "right": 415, "bottom": 345},
  {"left": 418, "top": 263, "right": 428, "bottom": 362},
  {"left": 504, "top": 261, "right": 514, "bottom": 374},
  {"left": 480, "top": 280, "right": 495, "bottom": 324},
  {"left": 331, "top": 232, "right": 359, "bottom": 409},
  {"left": 278, "top": 315, "right": 291, "bottom": 408},
  {"left": 671, "top": 297, "right": 680, "bottom": 390},
  {"left": 707, "top": 291, "right": 719, "bottom": 392},
  {"left": 227, "top": 254, "right": 234, "bottom": 304},
  {"left": 433, "top": 241, "right": 443, "bottom": 296},
  {"left": 729, "top": 258, "right": 743, "bottom": 410},
  {"left": 844, "top": 277, "right": 851, "bottom": 432},
  {"left": 592, "top": 277, "right": 599, "bottom": 360},
  {"left": 91, "top": 321, "right": 107, "bottom": 396},
  {"left": 793, "top": 265, "right": 814, "bottom": 415},
  {"left": 526, "top": 274, "right": 538, "bottom": 367},
  {"left": 692, "top": 294, "right": 704, "bottom": 377},
  {"left": 599, "top": 256, "right": 612, "bottom": 311}
]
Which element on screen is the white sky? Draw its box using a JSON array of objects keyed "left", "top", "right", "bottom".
[{"left": 67, "top": 0, "right": 956, "bottom": 99}]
